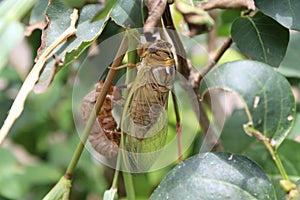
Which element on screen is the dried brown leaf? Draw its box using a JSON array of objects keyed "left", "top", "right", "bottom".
[
  {"left": 143, "top": 0, "right": 168, "bottom": 35},
  {"left": 176, "top": 0, "right": 214, "bottom": 36},
  {"left": 198, "top": 0, "right": 255, "bottom": 11}
]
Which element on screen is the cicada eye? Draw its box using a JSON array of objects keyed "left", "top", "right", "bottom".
[
  {"left": 152, "top": 65, "right": 176, "bottom": 87},
  {"left": 148, "top": 44, "right": 157, "bottom": 53}
]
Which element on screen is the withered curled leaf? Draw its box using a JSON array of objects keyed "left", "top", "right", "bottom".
[
  {"left": 176, "top": 0, "right": 214, "bottom": 37},
  {"left": 144, "top": 0, "right": 168, "bottom": 38},
  {"left": 197, "top": 0, "right": 255, "bottom": 11}
]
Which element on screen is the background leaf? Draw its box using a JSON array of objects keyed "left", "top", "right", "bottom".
[
  {"left": 29, "top": 0, "right": 49, "bottom": 24},
  {"left": 231, "top": 11, "right": 289, "bottom": 67},
  {"left": 0, "top": 0, "right": 37, "bottom": 70},
  {"left": 279, "top": 32, "right": 300, "bottom": 78},
  {"left": 201, "top": 60, "right": 296, "bottom": 148},
  {"left": 34, "top": 0, "right": 109, "bottom": 93},
  {"left": 110, "top": 0, "right": 144, "bottom": 28},
  {"left": 91, "top": 0, "right": 117, "bottom": 22},
  {"left": 255, "top": 0, "right": 300, "bottom": 31},
  {"left": 151, "top": 152, "right": 276, "bottom": 200},
  {"left": 0, "top": 147, "right": 61, "bottom": 199}
]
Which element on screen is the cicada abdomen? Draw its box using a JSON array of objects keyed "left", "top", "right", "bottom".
[
  {"left": 81, "top": 82, "right": 121, "bottom": 157},
  {"left": 121, "top": 40, "right": 176, "bottom": 171}
]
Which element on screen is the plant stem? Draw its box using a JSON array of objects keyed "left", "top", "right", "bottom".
[
  {"left": 125, "top": 33, "right": 138, "bottom": 95},
  {"left": 122, "top": 172, "right": 135, "bottom": 200},
  {"left": 121, "top": 36, "right": 137, "bottom": 199},
  {"left": 262, "top": 140, "right": 289, "bottom": 181},
  {"left": 246, "top": 126, "right": 290, "bottom": 182},
  {"left": 196, "top": 36, "right": 233, "bottom": 84},
  {"left": 274, "top": 153, "right": 289, "bottom": 181},
  {"left": 171, "top": 92, "right": 183, "bottom": 162},
  {"left": 109, "top": 32, "right": 138, "bottom": 193},
  {"left": 65, "top": 36, "right": 128, "bottom": 176},
  {"left": 111, "top": 148, "right": 122, "bottom": 188}
]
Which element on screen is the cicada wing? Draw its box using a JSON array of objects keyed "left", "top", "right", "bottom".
[
  {"left": 121, "top": 84, "right": 168, "bottom": 139},
  {"left": 120, "top": 82, "right": 169, "bottom": 172},
  {"left": 125, "top": 122, "right": 168, "bottom": 171}
]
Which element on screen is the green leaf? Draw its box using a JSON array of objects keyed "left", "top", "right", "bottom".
[
  {"left": 0, "top": 147, "right": 62, "bottom": 199},
  {"left": 150, "top": 152, "right": 276, "bottom": 200},
  {"left": 29, "top": 0, "right": 49, "bottom": 24},
  {"left": 221, "top": 109, "right": 255, "bottom": 153},
  {"left": 231, "top": 11, "right": 289, "bottom": 67},
  {"left": 34, "top": 0, "right": 109, "bottom": 93},
  {"left": 0, "top": 148, "right": 28, "bottom": 199},
  {"left": 279, "top": 32, "right": 300, "bottom": 78},
  {"left": 60, "top": 0, "right": 101, "bottom": 8},
  {"left": 92, "top": 0, "right": 118, "bottom": 22},
  {"left": 201, "top": 60, "right": 296, "bottom": 148},
  {"left": 217, "top": 10, "right": 240, "bottom": 37},
  {"left": 110, "top": 0, "right": 144, "bottom": 28},
  {"left": 24, "top": 163, "right": 61, "bottom": 185},
  {"left": 0, "top": 0, "right": 36, "bottom": 18},
  {"left": 245, "top": 140, "right": 300, "bottom": 177},
  {"left": 255, "top": 0, "right": 300, "bottom": 31}
]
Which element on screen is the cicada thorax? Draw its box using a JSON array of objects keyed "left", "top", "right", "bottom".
[
  {"left": 81, "top": 81, "right": 121, "bottom": 158},
  {"left": 122, "top": 40, "right": 176, "bottom": 170}
]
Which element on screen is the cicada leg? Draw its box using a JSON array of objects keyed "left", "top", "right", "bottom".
[
  {"left": 109, "top": 63, "right": 136, "bottom": 70},
  {"left": 171, "top": 91, "right": 183, "bottom": 163}
]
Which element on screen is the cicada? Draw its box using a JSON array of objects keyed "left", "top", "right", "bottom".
[
  {"left": 81, "top": 81, "right": 121, "bottom": 157},
  {"left": 120, "top": 40, "right": 176, "bottom": 171}
]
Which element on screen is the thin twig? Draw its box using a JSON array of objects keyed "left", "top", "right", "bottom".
[
  {"left": 0, "top": 9, "right": 79, "bottom": 144},
  {"left": 195, "top": 37, "right": 232, "bottom": 86},
  {"left": 171, "top": 92, "right": 183, "bottom": 163},
  {"left": 191, "top": 37, "right": 232, "bottom": 152}
]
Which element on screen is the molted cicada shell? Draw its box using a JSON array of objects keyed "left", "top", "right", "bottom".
[{"left": 81, "top": 82, "right": 121, "bottom": 157}]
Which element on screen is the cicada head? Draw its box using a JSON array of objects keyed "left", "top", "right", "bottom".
[{"left": 138, "top": 40, "right": 175, "bottom": 66}]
